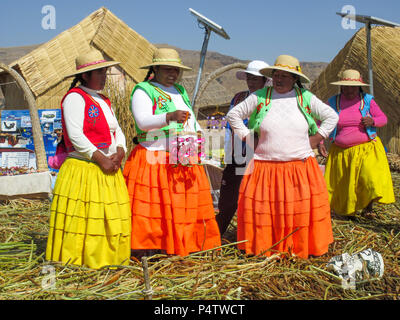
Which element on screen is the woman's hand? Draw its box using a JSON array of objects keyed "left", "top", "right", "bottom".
[
  {"left": 361, "top": 116, "right": 374, "bottom": 128},
  {"left": 109, "top": 146, "right": 125, "bottom": 169},
  {"left": 318, "top": 143, "right": 328, "bottom": 158},
  {"left": 166, "top": 110, "right": 190, "bottom": 124},
  {"left": 309, "top": 132, "right": 324, "bottom": 150},
  {"left": 91, "top": 150, "right": 119, "bottom": 174}
]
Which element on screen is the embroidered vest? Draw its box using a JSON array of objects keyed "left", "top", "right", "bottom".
[
  {"left": 61, "top": 87, "right": 114, "bottom": 153},
  {"left": 327, "top": 93, "right": 377, "bottom": 141},
  {"left": 248, "top": 86, "right": 318, "bottom": 135},
  {"left": 131, "top": 81, "right": 196, "bottom": 142}
]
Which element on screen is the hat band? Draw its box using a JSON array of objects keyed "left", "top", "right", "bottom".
[
  {"left": 275, "top": 64, "right": 302, "bottom": 73},
  {"left": 340, "top": 77, "right": 364, "bottom": 83},
  {"left": 77, "top": 60, "right": 108, "bottom": 70},
  {"left": 153, "top": 58, "right": 182, "bottom": 63}
]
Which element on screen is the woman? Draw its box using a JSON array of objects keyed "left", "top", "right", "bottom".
[
  {"left": 320, "top": 69, "right": 395, "bottom": 216},
  {"left": 217, "top": 60, "right": 271, "bottom": 236},
  {"left": 227, "top": 54, "right": 339, "bottom": 258},
  {"left": 123, "top": 48, "right": 221, "bottom": 257},
  {"left": 46, "top": 50, "right": 131, "bottom": 269}
]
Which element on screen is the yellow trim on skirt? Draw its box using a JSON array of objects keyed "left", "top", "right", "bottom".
[
  {"left": 324, "top": 137, "right": 395, "bottom": 216},
  {"left": 46, "top": 158, "right": 132, "bottom": 269}
]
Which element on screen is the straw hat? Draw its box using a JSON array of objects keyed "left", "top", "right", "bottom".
[
  {"left": 259, "top": 54, "right": 310, "bottom": 83},
  {"left": 65, "top": 49, "right": 120, "bottom": 78},
  {"left": 140, "top": 48, "right": 192, "bottom": 71},
  {"left": 236, "top": 60, "right": 270, "bottom": 80},
  {"left": 330, "top": 69, "right": 370, "bottom": 86}
]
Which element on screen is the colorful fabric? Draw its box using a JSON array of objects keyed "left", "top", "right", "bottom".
[
  {"left": 48, "top": 141, "right": 67, "bottom": 170},
  {"left": 226, "top": 90, "right": 339, "bottom": 162},
  {"left": 249, "top": 86, "right": 318, "bottom": 136},
  {"left": 236, "top": 157, "right": 333, "bottom": 258},
  {"left": 61, "top": 87, "right": 114, "bottom": 152},
  {"left": 324, "top": 137, "right": 395, "bottom": 215},
  {"left": 131, "top": 81, "right": 196, "bottom": 142},
  {"left": 46, "top": 158, "right": 131, "bottom": 269},
  {"left": 123, "top": 145, "right": 221, "bottom": 256},
  {"left": 328, "top": 93, "right": 379, "bottom": 143}
]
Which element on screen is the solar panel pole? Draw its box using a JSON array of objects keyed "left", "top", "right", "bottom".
[
  {"left": 366, "top": 21, "right": 374, "bottom": 96},
  {"left": 189, "top": 8, "right": 230, "bottom": 116},
  {"left": 192, "top": 26, "right": 211, "bottom": 107}
]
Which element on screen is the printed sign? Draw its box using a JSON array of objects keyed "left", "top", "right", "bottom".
[
  {"left": 0, "top": 109, "right": 62, "bottom": 171},
  {"left": 1, "top": 152, "right": 30, "bottom": 168}
]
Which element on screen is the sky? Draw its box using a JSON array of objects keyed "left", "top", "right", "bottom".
[{"left": 0, "top": 0, "right": 399, "bottom": 64}]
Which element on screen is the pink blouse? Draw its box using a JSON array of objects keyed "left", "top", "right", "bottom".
[{"left": 333, "top": 95, "right": 387, "bottom": 148}]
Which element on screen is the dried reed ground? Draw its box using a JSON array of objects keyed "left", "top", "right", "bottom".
[{"left": 0, "top": 169, "right": 399, "bottom": 301}]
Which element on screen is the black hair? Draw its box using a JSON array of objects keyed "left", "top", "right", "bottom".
[
  {"left": 68, "top": 72, "right": 91, "bottom": 91},
  {"left": 296, "top": 78, "right": 304, "bottom": 89},
  {"left": 144, "top": 66, "right": 154, "bottom": 82}
]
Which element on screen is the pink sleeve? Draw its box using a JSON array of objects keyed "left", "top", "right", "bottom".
[{"left": 369, "top": 99, "right": 387, "bottom": 127}]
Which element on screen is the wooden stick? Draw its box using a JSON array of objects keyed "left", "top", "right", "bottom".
[{"left": 141, "top": 256, "right": 153, "bottom": 300}]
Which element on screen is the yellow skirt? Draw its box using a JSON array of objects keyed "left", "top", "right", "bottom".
[
  {"left": 324, "top": 137, "right": 395, "bottom": 216},
  {"left": 46, "top": 158, "right": 131, "bottom": 269}
]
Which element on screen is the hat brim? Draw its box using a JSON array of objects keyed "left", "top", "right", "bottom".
[
  {"left": 259, "top": 66, "right": 310, "bottom": 83},
  {"left": 140, "top": 61, "right": 192, "bottom": 71},
  {"left": 330, "top": 80, "right": 370, "bottom": 86},
  {"left": 236, "top": 70, "right": 265, "bottom": 80},
  {"left": 65, "top": 61, "right": 121, "bottom": 78}
]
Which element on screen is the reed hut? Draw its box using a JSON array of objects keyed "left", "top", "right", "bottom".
[
  {"left": 311, "top": 26, "right": 400, "bottom": 154},
  {"left": 0, "top": 7, "right": 156, "bottom": 110},
  {"left": 0, "top": 7, "right": 156, "bottom": 171}
]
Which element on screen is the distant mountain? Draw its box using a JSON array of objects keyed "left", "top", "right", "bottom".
[{"left": 0, "top": 44, "right": 42, "bottom": 65}]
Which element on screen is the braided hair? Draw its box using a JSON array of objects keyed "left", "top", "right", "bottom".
[
  {"left": 144, "top": 67, "right": 154, "bottom": 82},
  {"left": 68, "top": 73, "right": 88, "bottom": 91},
  {"left": 296, "top": 78, "right": 304, "bottom": 89}
]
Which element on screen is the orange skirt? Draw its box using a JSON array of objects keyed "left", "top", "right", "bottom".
[
  {"left": 123, "top": 145, "right": 221, "bottom": 256},
  {"left": 237, "top": 157, "right": 333, "bottom": 258}
]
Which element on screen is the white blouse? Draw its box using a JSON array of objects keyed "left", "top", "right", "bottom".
[
  {"left": 227, "top": 89, "right": 339, "bottom": 161},
  {"left": 131, "top": 82, "right": 202, "bottom": 151},
  {"left": 62, "top": 85, "right": 127, "bottom": 160}
]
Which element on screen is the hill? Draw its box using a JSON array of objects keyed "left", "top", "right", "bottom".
[{"left": 0, "top": 44, "right": 41, "bottom": 66}]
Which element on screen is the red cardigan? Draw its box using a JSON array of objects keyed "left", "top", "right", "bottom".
[{"left": 61, "top": 87, "right": 114, "bottom": 153}]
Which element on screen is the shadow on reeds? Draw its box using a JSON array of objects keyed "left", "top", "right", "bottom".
[{"left": 24, "top": 231, "right": 48, "bottom": 256}]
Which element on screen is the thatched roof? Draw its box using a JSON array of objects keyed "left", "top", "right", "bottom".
[
  {"left": 311, "top": 26, "right": 400, "bottom": 122},
  {"left": 3, "top": 7, "right": 156, "bottom": 108},
  {"left": 179, "top": 74, "right": 232, "bottom": 109},
  {"left": 310, "top": 26, "right": 400, "bottom": 154}
]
